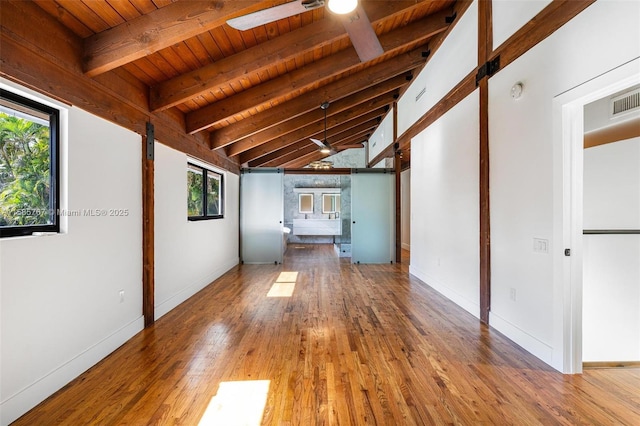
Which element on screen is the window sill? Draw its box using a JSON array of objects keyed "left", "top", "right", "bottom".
[{"left": 188, "top": 215, "right": 224, "bottom": 221}]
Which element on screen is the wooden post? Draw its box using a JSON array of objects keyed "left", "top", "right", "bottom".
[
  {"left": 395, "top": 148, "right": 402, "bottom": 264},
  {"left": 142, "top": 122, "right": 155, "bottom": 327},
  {"left": 393, "top": 102, "right": 402, "bottom": 263},
  {"left": 478, "top": 0, "right": 492, "bottom": 324}
]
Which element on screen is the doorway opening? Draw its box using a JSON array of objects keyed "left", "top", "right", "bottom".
[
  {"left": 554, "top": 59, "right": 640, "bottom": 374},
  {"left": 581, "top": 85, "right": 640, "bottom": 369}
]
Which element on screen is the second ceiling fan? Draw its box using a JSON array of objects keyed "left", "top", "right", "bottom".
[
  {"left": 227, "top": 0, "right": 384, "bottom": 62},
  {"left": 310, "top": 102, "right": 366, "bottom": 155}
]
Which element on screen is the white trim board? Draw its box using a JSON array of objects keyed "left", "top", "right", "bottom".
[
  {"left": 409, "top": 265, "right": 480, "bottom": 319},
  {"left": 155, "top": 257, "right": 239, "bottom": 320}
]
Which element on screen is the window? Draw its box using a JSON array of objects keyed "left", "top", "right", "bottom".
[
  {"left": 0, "top": 89, "right": 60, "bottom": 237},
  {"left": 187, "top": 163, "right": 223, "bottom": 220}
]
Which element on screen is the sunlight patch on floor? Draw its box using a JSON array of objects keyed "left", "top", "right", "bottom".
[
  {"left": 198, "top": 380, "right": 270, "bottom": 426},
  {"left": 276, "top": 271, "right": 298, "bottom": 282},
  {"left": 267, "top": 271, "right": 298, "bottom": 297}
]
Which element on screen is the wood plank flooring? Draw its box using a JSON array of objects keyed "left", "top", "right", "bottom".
[{"left": 14, "top": 245, "right": 640, "bottom": 425}]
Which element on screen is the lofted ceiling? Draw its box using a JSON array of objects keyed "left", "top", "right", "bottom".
[{"left": 33, "top": 0, "right": 457, "bottom": 169}]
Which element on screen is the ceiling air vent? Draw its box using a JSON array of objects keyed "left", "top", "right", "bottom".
[{"left": 610, "top": 89, "right": 640, "bottom": 118}]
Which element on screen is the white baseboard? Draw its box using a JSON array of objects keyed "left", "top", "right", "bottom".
[
  {"left": 409, "top": 265, "right": 480, "bottom": 319},
  {"left": 489, "top": 312, "right": 555, "bottom": 368},
  {"left": 1, "top": 316, "right": 144, "bottom": 426},
  {"left": 155, "top": 257, "right": 239, "bottom": 320}
]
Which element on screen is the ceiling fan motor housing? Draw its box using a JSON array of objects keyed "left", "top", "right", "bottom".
[{"left": 302, "top": 0, "right": 325, "bottom": 9}]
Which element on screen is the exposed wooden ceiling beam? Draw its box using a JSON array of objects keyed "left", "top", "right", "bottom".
[
  {"left": 186, "top": 10, "right": 450, "bottom": 133},
  {"left": 263, "top": 132, "right": 370, "bottom": 168},
  {"left": 281, "top": 135, "right": 369, "bottom": 168},
  {"left": 150, "top": 1, "right": 428, "bottom": 111},
  {"left": 0, "top": 0, "right": 239, "bottom": 173},
  {"left": 251, "top": 119, "right": 379, "bottom": 167},
  {"left": 227, "top": 91, "right": 396, "bottom": 157},
  {"left": 83, "top": 1, "right": 284, "bottom": 77},
  {"left": 208, "top": 47, "right": 427, "bottom": 144},
  {"left": 243, "top": 117, "right": 380, "bottom": 168},
  {"left": 238, "top": 106, "right": 388, "bottom": 164},
  {"left": 214, "top": 74, "right": 407, "bottom": 151}
]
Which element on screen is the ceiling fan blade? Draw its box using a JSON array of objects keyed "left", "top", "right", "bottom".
[
  {"left": 227, "top": 1, "right": 325, "bottom": 31},
  {"left": 339, "top": 4, "right": 384, "bottom": 62},
  {"left": 310, "top": 138, "right": 326, "bottom": 147}
]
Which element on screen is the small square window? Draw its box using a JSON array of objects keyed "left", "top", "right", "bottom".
[{"left": 187, "top": 163, "right": 224, "bottom": 220}]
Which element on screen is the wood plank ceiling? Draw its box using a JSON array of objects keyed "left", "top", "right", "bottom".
[{"left": 34, "top": 0, "right": 456, "bottom": 169}]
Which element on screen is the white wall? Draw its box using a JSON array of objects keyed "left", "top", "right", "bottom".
[
  {"left": 0, "top": 86, "right": 144, "bottom": 424},
  {"left": 401, "top": 169, "right": 411, "bottom": 250},
  {"left": 0, "top": 81, "right": 241, "bottom": 424},
  {"left": 492, "top": 0, "right": 551, "bottom": 49},
  {"left": 582, "top": 138, "right": 640, "bottom": 361},
  {"left": 398, "top": 0, "right": 639, "bottom": 371},
  {"left": 154, "top": 143, "right": 239, "bottom": 319},
  {"left": 397, "top": 1, "right": 477, "bottom": 136},
  {"left": 583, "top": 138, "right": 640, "bottom": 229},
  {"left": 489, "top": 1, "right": 640, "bottom": 369},
  {"left": 403, "top": 0, "right": 480, "bottom": 317},
  {"left": 367, "top": 111, "right": 394, "bottom": 162},
  {"left": 410, "top": 91, "right": 480, "bottom": 316}
]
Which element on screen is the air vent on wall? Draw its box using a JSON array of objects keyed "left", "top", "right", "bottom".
[{"left": 610, "top": 89, "right": 640, "bottom": 118}]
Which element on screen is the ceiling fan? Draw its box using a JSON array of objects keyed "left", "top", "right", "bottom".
[
  {"left": 227, "top": 0, "right": 384, "bottom": 62},
  {"left": 309, "top": 102, "right": 366, "bottom": 155},
  {"left": 310, "top": 101, "right": 335, "bottom": 155}
]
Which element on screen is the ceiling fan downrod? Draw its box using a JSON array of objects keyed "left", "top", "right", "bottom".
[{"left": 321, "top": 101, "right": 329, "bottom": 144}]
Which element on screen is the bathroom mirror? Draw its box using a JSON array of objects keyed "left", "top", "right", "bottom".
[
  {"left": 322, "top": 193, "right": 341, "bottom": 214},
  {"left": 299, "top": 193, "right": 313, "bottom": 213}
]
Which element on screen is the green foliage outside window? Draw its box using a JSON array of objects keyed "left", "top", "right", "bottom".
[
  {"left": 206, "top": 173, "right": 220, "bottom": 216},
  {"left": 0, "top": 113, "right": 52, "bottom": 226},
  {"left": 187, "top": 163, "right": 223, "bottom": 220},
  {"left": 187, "top": 166, "right": 204, "bottom": 217}
]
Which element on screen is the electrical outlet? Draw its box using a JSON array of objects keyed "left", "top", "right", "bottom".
[
  {"left": 119, "top": 290, "right": 125, "bottom": 303},
  {"left": 509, "top": 288, "right": 517, "bottom": 301}
]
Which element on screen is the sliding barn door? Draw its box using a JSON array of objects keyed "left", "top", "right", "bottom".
[
  {"left": 351, "top": 170, "right": 395, "bottom": 264},
  {"left": 241, "top": 169, "right": 284, "bottom": 264}
]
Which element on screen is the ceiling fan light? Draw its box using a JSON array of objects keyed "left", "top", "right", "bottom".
[
  {"left": 309, "top": 160, "right": 333, "bottom": 169},
  {"left": 320, "top": 147, "right": 331, "bottom": 154},
  {"left": 327, "top": 0, "right": 357, "bottom": 15}
]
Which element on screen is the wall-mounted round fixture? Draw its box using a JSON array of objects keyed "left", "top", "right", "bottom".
[
  {"left": 328, "top": 0, "right": 357, "bottom": 14},
  {"left": 511, "top": 82, "right": 524, "bottom": 100}
]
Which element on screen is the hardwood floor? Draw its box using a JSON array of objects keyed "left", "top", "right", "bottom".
[{"left": 15, "top": 245, "right": 640, "bottom": 425}]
